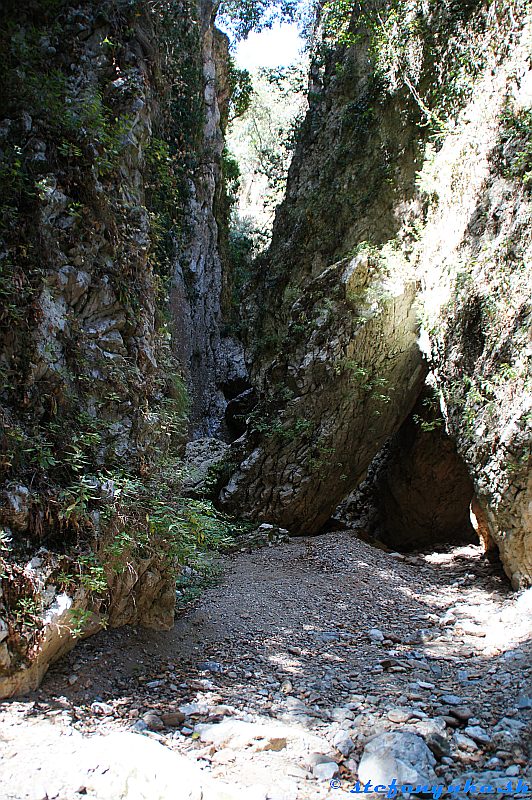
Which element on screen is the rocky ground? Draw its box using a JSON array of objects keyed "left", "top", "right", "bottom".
[{"left": 0, "top": 532, "right": 531, "bottom": 800}]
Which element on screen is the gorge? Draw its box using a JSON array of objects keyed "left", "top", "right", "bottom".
[{"left": 0, "top": 0, "right": 530, "bottom": 794}]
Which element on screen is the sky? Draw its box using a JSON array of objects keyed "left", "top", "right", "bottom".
[{"left": 234, "top": 22, "right": 305, "bottom": 70}]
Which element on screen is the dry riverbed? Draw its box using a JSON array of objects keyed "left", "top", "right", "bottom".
[{"left": 0, "top": 532, "right": 531, "bottom": 800}]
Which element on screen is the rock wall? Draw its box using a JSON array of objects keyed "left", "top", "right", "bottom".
[
  {"left": 170, "top": 0, "right": 248, "bottom": 438},
  {"left": 413, "top": 7, "right": 532, "bottom": 587},
  {"left": 0, "top": 0, "right": 233, "bottom": 696},
  {"left": 222, "top": 0, "right": 532, "bottom": 584}
]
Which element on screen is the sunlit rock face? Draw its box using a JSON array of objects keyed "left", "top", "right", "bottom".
[
  {"left": 222, "top": 0, "right": 532, "bottom": 584},
  {"left": 170, "top": 8, "right": 248, "bottom": 438},
  {"left": 414, "top": 20, "right": 532, "bottom": 588}
]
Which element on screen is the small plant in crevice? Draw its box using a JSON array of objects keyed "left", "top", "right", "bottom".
[{"left": 495, "top": 104, "right": 532, "bottom": 188}]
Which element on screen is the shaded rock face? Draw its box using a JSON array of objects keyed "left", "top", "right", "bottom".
[
  {"left": 171, "top": 4, "right": 248, "bottom": 438},
  {"left": 0, "top": 0, "right": 232, "bottom": 697}
]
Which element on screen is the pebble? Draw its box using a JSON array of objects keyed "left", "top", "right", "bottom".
[
  {"left": 369, "top": 628, "right": 385, "bottom": 643},
  {"left": 142, "top": 712, "right": 164, "bottom": 731},
  {"left": 453, "top": 733, "right": 479, "bottom": 751},
  {"left": 90, "top": 702, "right": 113, "bottom": 716},
  {"left": 449, "top": 706, "right": 473, "bottom": 722},
  {"left": 161, "top": 711, "right": 186, "bottom": 727},
  {"left": 425, "top": 732, "right": 451, "bottom": 759},
  {"left": 387, "top": 708, "right": 413, "bottom": 724},
  {"left": 333, "top": 730, "right": 355, "bottom": 757},
  {"left": 464, "top": 725, "right": 491, "bottom": 745},
  {"left": 440, "top": 694, "right": 462, "bottom": 706},
  {"left": 312, "top": 761, "right": 339, "bottom": 781},
  {"left": 197, "top": 661, "right": 224, "bottom": 674}
]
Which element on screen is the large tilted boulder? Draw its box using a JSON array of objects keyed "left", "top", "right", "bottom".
[{"left": 220, "top": 249, "right": 426, "bottom": 534}]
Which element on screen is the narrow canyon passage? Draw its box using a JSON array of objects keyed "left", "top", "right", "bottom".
[
  {"left": 0, "top": 2, "right": 530, "bottom": 799},
  {"left": 1, "top": 533, "right": 530, "bottom": 800}
]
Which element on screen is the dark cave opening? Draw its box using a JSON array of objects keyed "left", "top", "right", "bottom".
[{"left": 326, "top": 388, "right": 499, "bottom": 561}]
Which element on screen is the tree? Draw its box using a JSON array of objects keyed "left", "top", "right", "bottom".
[{"left": 216, "top": 0, "right": 301, "bottom": 40}]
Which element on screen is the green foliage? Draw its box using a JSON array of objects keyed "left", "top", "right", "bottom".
[
  {"left": 413, "top": 417, "right": 444, "bottom": 433},
  {"left": 77, "top": 554, "right": 108, "bottom": 595},
  {"left": 218, "top": 0, "right": 300, "bottom": 40},
  {"left": 68, "top": 608, "right": 97, "bottom": 639},
  {"left": 101, "top": 472, "right": 236, "bottom": 578},
  {"left": 12, "top": 596, "right": 41, "bottom": 629},
  {"left": 412, "top": 392, "right": 444, "bottom": 433},
  {"left": 225, "top": 217, "right": 256, "bottom": 331},
  {"left": 226, "top": 61, "right": 307, "bottom": 251},
  {"left": 222, "top": 148, "right": 242, "bottom": 208},
  {"left": 249, "top": 411, "right": 314, "bottom": 443},
  {"left": 497, "top": 105, "right": 532, "bottom": 187},
  {"left": 316, "top": 0, "right": 525, "bottom": 137},
  {"left": 228, "top": 62, "right": 254, "bottom": 121},
  {"left": 58, "top": 478, "right": 101, "bottom": 526},
  {"left": 307, "top": 441, "right": 336, "bottom": 473},
  {"left": 145, "top": 136, "right": 186, "bottom": 282}
]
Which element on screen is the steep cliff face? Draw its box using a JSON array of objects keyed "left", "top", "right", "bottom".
[
  {"left": 0, "top": 0, "right": 233, "bottom": 696},
  {"left": 414, "top": 14, "right": 532, "bottom": 587},
  {"left": 221, "top": 0, "right": 531, "bottom": 584},
  {"left": 170, "top": 1, "right": 248, "bottom": 438},
  {"left": 220, "top": 0, "right": 430, "bottom": 530}
]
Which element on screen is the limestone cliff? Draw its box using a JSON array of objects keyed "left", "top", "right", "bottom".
[
  {"left": 221, "top": 0, "right": 532, "bottom": 585},
  {"left": 0, "top": 0, "right": 233, "bottom": 696},
  {"left": 170, "top": 1, "right": 248, "bottom": 438}
]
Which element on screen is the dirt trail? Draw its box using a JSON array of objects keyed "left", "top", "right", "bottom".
[{"left": 1, "top": 532, "right": 531, "bottom": 800}]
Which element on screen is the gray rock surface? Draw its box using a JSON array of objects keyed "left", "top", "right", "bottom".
[
  {"left": 221, "top": 253, "right": 425, "bottom": 534},
  {"left": 358, "top": 732, "right": 437, "bottom": 788}
]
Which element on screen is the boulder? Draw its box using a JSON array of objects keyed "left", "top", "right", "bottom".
[
  {"left": 221, "top": 253, "right": 425, "bottom": 534},
  {"left": 358, "top": 731, "right": 437, "bottom": 789},
  {"left": 182, "top": 437, "right": 231, "bottom": 498}
]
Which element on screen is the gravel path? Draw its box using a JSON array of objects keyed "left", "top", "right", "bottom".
[{"left": 0, "top": 532, "right": 531, "bottom": 800}]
